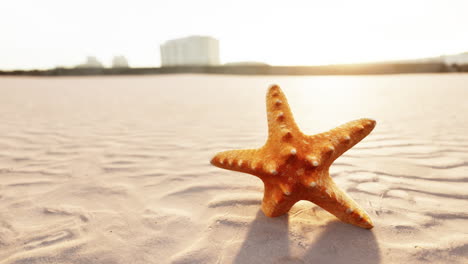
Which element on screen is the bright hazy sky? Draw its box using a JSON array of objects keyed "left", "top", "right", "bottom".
[{"left": 2, "top": 0, "right": 468, "bottom": 69}]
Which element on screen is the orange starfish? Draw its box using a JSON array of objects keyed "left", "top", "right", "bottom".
[{"left": 210, "top": 85, "right": 376, "bottom": 229}]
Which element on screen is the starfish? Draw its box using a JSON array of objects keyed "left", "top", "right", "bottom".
[{"left": 210, "top": 85, "right": 376, "bottom": 229}]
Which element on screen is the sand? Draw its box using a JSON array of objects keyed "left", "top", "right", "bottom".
[{"left": 0, "top": 74, "right": 467, "bottom": 264}]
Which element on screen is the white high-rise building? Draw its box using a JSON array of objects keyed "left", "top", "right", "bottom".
[{"left": 160, "top": 36, "right": 220, "bottom": 66}]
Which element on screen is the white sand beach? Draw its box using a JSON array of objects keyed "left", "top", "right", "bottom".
[{"left": 0, "top": 74, "right": 467, "bottom": 263}]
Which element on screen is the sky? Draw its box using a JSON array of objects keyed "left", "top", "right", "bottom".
[{"left": 1, "top": 0, "right": 468, "bottom": 70}]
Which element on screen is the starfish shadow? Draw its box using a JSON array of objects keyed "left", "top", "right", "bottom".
[
  {"left": 233, "top": 210, "right": 380, "bottom": 264},
  {"left": 233, "top": 210, "right": 295, "bottom": 264},
  {"left": 301, "top": 221, "right": 381, "bottom": 264}
]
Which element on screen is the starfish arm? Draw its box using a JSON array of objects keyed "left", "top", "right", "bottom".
[
  {"left": 305, "top": 176, "right": 374, "bottom": 229},
  {"left": 308, "top": 118, "right": 376, "bottom": 165},
  {"left": 265, "top": 85, "right": 300, "bottom": 143},
  {"left": 261, "top": 183, "right": 297, "bottom": 217},
  {"left": 210, "top": 149, "right": 267, "bottom": 176}
]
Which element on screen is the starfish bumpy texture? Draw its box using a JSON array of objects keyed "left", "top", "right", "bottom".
[{"left": 210, "top": 85, "right": 376, "bottom": 229}]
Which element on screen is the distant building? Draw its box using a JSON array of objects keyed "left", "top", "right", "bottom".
[
  {"left": 224, "top": 61, "right": 269, "bottom": 66},
  {"left": 76, "top": 56, "right": 104, "bottom": 68},
  {"left": 160, "top": 36, "right": 220, "bottom": 67},
  {"left": 392, "top": 52, "right": 468, "bottom": 66},
  {"left": 443, "top": 52, "right": 468, "bottom": 65},
  {"left": 112, "top": 56, "right": 129, "bottom": 68}
]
